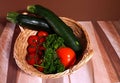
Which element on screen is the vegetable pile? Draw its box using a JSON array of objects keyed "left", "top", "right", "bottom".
[
  {"left": 6, "top": 4, "right": 82, "bottom": 74},
  {"left": 26, "top": 31, "right": 76, "bottom": 74}
]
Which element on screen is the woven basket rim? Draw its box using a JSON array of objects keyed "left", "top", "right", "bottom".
[{"left": 13, "top": 17, "right": 93, "bottom": 79}]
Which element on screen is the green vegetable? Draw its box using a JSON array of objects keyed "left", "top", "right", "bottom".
[
  {"left": 27, "top": 4, "right": 82, "bottom": 52},
  {"left": 43, "top": 34, "right": 65, "bottom": 50},
  {"left": 6, "top": 12, "right": 53, "bottom": 33},
  {"left": 41, "top": 34, "right": 65, "bottom": 74}
]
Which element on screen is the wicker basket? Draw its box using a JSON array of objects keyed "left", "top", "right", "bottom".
[{"left": 14, "top": 17, "right": 93, "bottom": 79}]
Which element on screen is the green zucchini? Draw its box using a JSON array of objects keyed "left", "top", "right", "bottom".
[
  {"left": 6, "top": 12, "right": 53, "bottom": 32},
  {"left": 27, "top": 5, "right": 82, "bottom": 51}
]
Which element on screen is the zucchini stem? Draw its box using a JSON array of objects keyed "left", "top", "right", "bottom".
[
  {"left": 7, "top": 12, "right": 19, "bottom": 23},
  {"left": 27, "top": 5, "right": 36, "bottom": 13}
]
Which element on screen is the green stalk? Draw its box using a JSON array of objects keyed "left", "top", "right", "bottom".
[{"left": 6, "top": 12, "right": 19, "bottom": 23}]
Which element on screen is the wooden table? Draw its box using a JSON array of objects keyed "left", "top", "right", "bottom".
[{"left": 0, "top": 20, "right": 120, "bottom": 83}]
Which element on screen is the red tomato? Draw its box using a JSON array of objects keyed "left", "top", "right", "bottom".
[
  {"left": 26, "top": 53, "right": 36, "bottom": 65},
  {"left": 26, "top": 53, "right": 40, "bottom": 65},
  {"left": 38, "top": 37, "right": 46, "bottom": 43},
  {"left": 27, "top": 35, "right": 38, "bottom": 45},
  {"left": 38, "top": 45, "right": 46, "bottom": 51},
  {"left": 37, "top": 45, "right": 45, "bottom": 57},
  {"left": 27, "top": 45, "right": 37, "bottom": 53},
  {"left": 37, "top": 31, "right": 48, "bottom": 37},
  {"left": 37, "top": 66, "right": 44, "bottom": 72},
  {"left": 56, "top": 47, "right": 76, "bottom": 68},
  {"left": 38, "top": 51, "right": 43, "bottom": 56},
  {"left": 37, "top": 59, "right": 43, "bottom": 65},
  {"left": 35, "top": 59, "right": 44, "bottom": 72}
]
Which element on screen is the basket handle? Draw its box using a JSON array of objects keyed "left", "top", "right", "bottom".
[{"left": 19, "top": 25, "right": 25, "bottom": 32}]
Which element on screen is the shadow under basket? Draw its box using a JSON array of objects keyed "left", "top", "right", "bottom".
[{"left": 14, "top": 17, "right": 93, "bottom": 79}]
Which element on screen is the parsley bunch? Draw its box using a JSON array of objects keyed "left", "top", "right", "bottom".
[{"left": 41, "top": 34, "right": 65, "bottom": 74}]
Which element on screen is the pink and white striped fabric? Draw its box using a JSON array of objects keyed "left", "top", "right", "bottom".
[{"left": 0, "top": 20, "right": 120, "bottom": 83}]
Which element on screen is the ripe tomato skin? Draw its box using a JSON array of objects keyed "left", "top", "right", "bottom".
[
  {"left": 26, "top": 53, "right": 40, "bottom": 65},
  {"left": 37, "top": 31, "right": 48, "bottom": 37},
  {"left": 27, "top": 45, "right": 37, "bottom": 54},
  {"left": 38, "top": 37, "right": 46, "bottom": 43},
  {"left": 38, "top": 45, "right": 46, "bottom": 51},
  {"left": 27, "top": 35, "right": 38, "bottom": 45},
  {"left": 36, "top": 59, "right": 44, "bottom": 72},
  {"left": 26, "top": 53, "right": 36, "bottom": 65},
  {"left": 56, "top": 47, "right": 76, "bottom": 68},
  {"left": 37, "top": 66, "right": 44, "bottom": 72},
  {"left": 26, "top": 31, "right": 48, "bottom": 72}
]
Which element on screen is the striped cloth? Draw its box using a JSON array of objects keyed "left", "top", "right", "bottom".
[{"left": 0, "top": 20, "right": 120, "bottom": 83}]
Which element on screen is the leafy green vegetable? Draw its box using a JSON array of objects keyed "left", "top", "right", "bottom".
[
  {"left": 41, "top": 34, "right": 65, "bottom": 74},
  {"left": 43, "top": 34, "right": 65, "bottom": 50}
]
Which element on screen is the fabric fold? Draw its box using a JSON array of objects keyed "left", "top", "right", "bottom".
[{"left": 0, "top": 23, "right": 15, "bottom": 83}]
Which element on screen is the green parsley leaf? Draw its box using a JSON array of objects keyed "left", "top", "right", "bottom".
[{"left": 41, "top": 34, "right": 65, "bottom": 74}]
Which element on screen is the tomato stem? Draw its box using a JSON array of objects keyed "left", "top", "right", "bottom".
[{"left": 34, "top": 64, "right": 45, "bottom": 68}]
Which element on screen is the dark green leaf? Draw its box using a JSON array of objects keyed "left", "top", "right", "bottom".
[{"left": 41, "top": 34, "right": 65, "bottom": 74}]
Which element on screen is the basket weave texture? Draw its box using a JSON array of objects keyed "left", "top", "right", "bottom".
[{"left": 14, "top": 17, "right": 93, "bottom": 79}]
